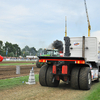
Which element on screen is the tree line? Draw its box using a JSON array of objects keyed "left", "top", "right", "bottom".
[{"left": 0, "top": 40, "right": 43, "bottom": 57}]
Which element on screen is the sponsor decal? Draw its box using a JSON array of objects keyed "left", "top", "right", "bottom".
[{"left": 74, "top": 42, "right": 80, "bottom": 46}]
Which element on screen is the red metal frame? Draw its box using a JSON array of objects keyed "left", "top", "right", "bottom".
[
  {"left": 39, "top": 59, "right": 85, "bottom": 64},
  {"left": 52, "top": 65, "right": 56, "bottom": 74},
  {"left": 62, "top": 65, "right": 68, "bottom": 74}
]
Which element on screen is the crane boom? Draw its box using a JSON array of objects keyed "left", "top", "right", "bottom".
[
  {"left": 65, "top": 16, "right": 67, "bottom": 37},
  {"left": 84, "top": 0, "right": 91, "bottom": 37}
]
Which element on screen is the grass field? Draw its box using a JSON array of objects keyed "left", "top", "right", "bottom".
[
  {"left": 83, "top": 81, "right": 100, "bottom": 100},
  {"left": 0, "top": 74, "right": 39, "bottom": 91},
  {"left": 0, "top": 62, "right": 38, "bottom": 91},
  {"left": 0, "top": 63, "right": 34, "bottom": 66}
]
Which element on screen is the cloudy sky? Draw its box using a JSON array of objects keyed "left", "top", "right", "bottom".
[{"left": 0, "top": 0, "right": 100, "bottom": 50}]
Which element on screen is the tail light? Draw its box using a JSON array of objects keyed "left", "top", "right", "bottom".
[
  {"left": 59, "top": 51, "right": 63, "bottom": 53},
  {"left": 52, "top": 65, "right": 56, "bottom": 74},
  {"left": 62, "top": 65, "right": 68, "bottom": 74},
  {"left": 39, "top": 59, "right": 47, "bottom": 63},
  {"left": 75, "top": 60, "right": 85, "bottom": 64}
]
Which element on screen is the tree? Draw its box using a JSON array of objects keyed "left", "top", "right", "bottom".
[
  {"left": 0, "top": 40, "right": 3, "bottom": 55},
  {"left": 22, "top": 46, "right": 37, "bottom": 57},
  {"left": 0, "top": 40, "right": 38, "bottom": 57},
  {"left": 3, "top": 41, "right": 8, "bottom": 56},
  {"left": 22, "top": 45, "right": 30, "bottom": 57},
  {"left": 37, "top": 48, "right": 44, "bottom": 56},
  {"left": 4, "top": 42, "right": 14, "bottom": 56},
  {"left": 8, "top": 52, "right": 14, "bottom": 57},
  {"left": 29, "top": 47, "right": 37, "bottom": 56},
  {"left": 0, "top": 40, "right": 3, "bottom": 49},
  {"left": 3, "top": 42, "right": 21, "bottom": 57},
  {"left": 13, "top": 44, "right": 21, "bottom": 57}
]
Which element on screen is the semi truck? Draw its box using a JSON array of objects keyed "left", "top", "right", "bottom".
[
  {"left": 38, "top": 0, "right": 99, "bottom": 90},
  {"left": 39, "top": 36, "right": 100, "bottom": 90}
]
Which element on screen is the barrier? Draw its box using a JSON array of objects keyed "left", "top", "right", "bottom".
[
  {"left": 26, "top": 67, "right": 36, "bottom": 85},
  {"left": 16, "top": 66, "right": 20, "bottom": 74}
]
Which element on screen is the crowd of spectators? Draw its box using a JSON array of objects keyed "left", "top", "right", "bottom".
[{"left": 3, "top": 56, "right": 38, "bottom": 61}]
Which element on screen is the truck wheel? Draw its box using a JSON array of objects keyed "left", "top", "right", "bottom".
[
  {"left": 46, "top": 66, "right": 59, "bottom": 87},
  {"left": 39, "top": 64, "right": 48, "bottom": 86},
  {"left": 36, "top": 59, "right": 43, "bottom": 68},
  {"left": 71, "top": 67, "right": 80, "bottom": 89},
  {"left": 79, "top": 67, "right": 91, "bottom": 90}
]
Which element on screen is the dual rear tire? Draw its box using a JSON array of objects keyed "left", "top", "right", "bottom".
[
  {"left": 71, "top": 67, "right": 80, "bottom": 89},
  {"left": 39, "top": 64, "right": 48, "bottom": 86},
  {"left": 79, "top": 67, "right": 91, "bottom": 90},
  {"left": 39, "top": 64, "right": 59, "bottom": 87},
  {"left": 39, "top": 65, "right": 92, "bottom": 90},
  {"left": 71, "top": 67, "right": 91, "bottom": 90}
]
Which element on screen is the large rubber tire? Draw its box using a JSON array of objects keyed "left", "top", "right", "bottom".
[
  {"left": 39, "top": 64, "right": 48, "bottom": 86},
  {"left": 46, "top": 66, "right": 59, "bottom": 87},
  {"left": 71, "top": 67, "right": 80, "bottom": 89},
  {"left": 79, "top": 67, "right": 91, "bottom": 90},
  {"left": 36, "top": 59, "right": 43, "bottom": 68}
]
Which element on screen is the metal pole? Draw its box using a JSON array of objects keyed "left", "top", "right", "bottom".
[
  {"left": 65, "top": 16, "right": 67, "bottom": 37},
  {"left": 82, "top": 36, "right": 85, "bottom": 58}
]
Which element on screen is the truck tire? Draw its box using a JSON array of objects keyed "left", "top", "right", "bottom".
[
  {"left": 39, "top": 64, "right": 48, "bottom": 86},
  {"left": 71, "top": 67, "right": 80, "bottom": 89},
  {"left": 79, "top": 67, "right": 91, "bottom": 90},
  {"left": 46, "top": 66, "right": 59, "bottom": 87},
  {"left": 36, "top": 59, "right": 43, "bottom": 68}
]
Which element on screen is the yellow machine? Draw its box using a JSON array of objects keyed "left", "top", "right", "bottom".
[
  {"left": 65, "top": 16, "right": 67, "bottom": 37},
  {"left": 65, "top": 0, "right": 91, "bottom": 37},
  {"left": 84, "top": 0, "right": 91, "bottom": 37}
]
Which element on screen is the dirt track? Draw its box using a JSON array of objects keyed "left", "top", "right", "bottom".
[
  {"left": 0, "top": 61, "right": 98, "bottom": 100},
  {"left": 0, "top": 81, "right": 97, "bottom": 100},
  {"left": 0, "top": 62, "right": 40, "bottom": 79}
]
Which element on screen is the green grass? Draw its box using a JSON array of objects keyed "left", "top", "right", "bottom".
[
  {"left": 0, "top": 74, "right": 39, "bottom": 91},
  {"left": 0, "top": 63, "right": 35, "bottom": 66},
  {"left": 83, "top": 82, "right": 100, "bottom": 100}
]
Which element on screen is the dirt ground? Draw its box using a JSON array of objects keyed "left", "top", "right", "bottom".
[
  {"left": 0, "top": 81, "right": 96, "bottom": 100},
  {"left": 0, "top": 62, "right": 40, "bottom": 79},
  {"left": 0, "top": 62, "right": 97, "bottom": 100}
]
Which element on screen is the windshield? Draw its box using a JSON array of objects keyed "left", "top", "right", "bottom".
[{"left": 47, "top": 50, "right": 54, "bottom": 55}]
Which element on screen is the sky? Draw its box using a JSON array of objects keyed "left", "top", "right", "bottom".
[{"left": 0, "top": 0, "right": 100, "bottom": 50}]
